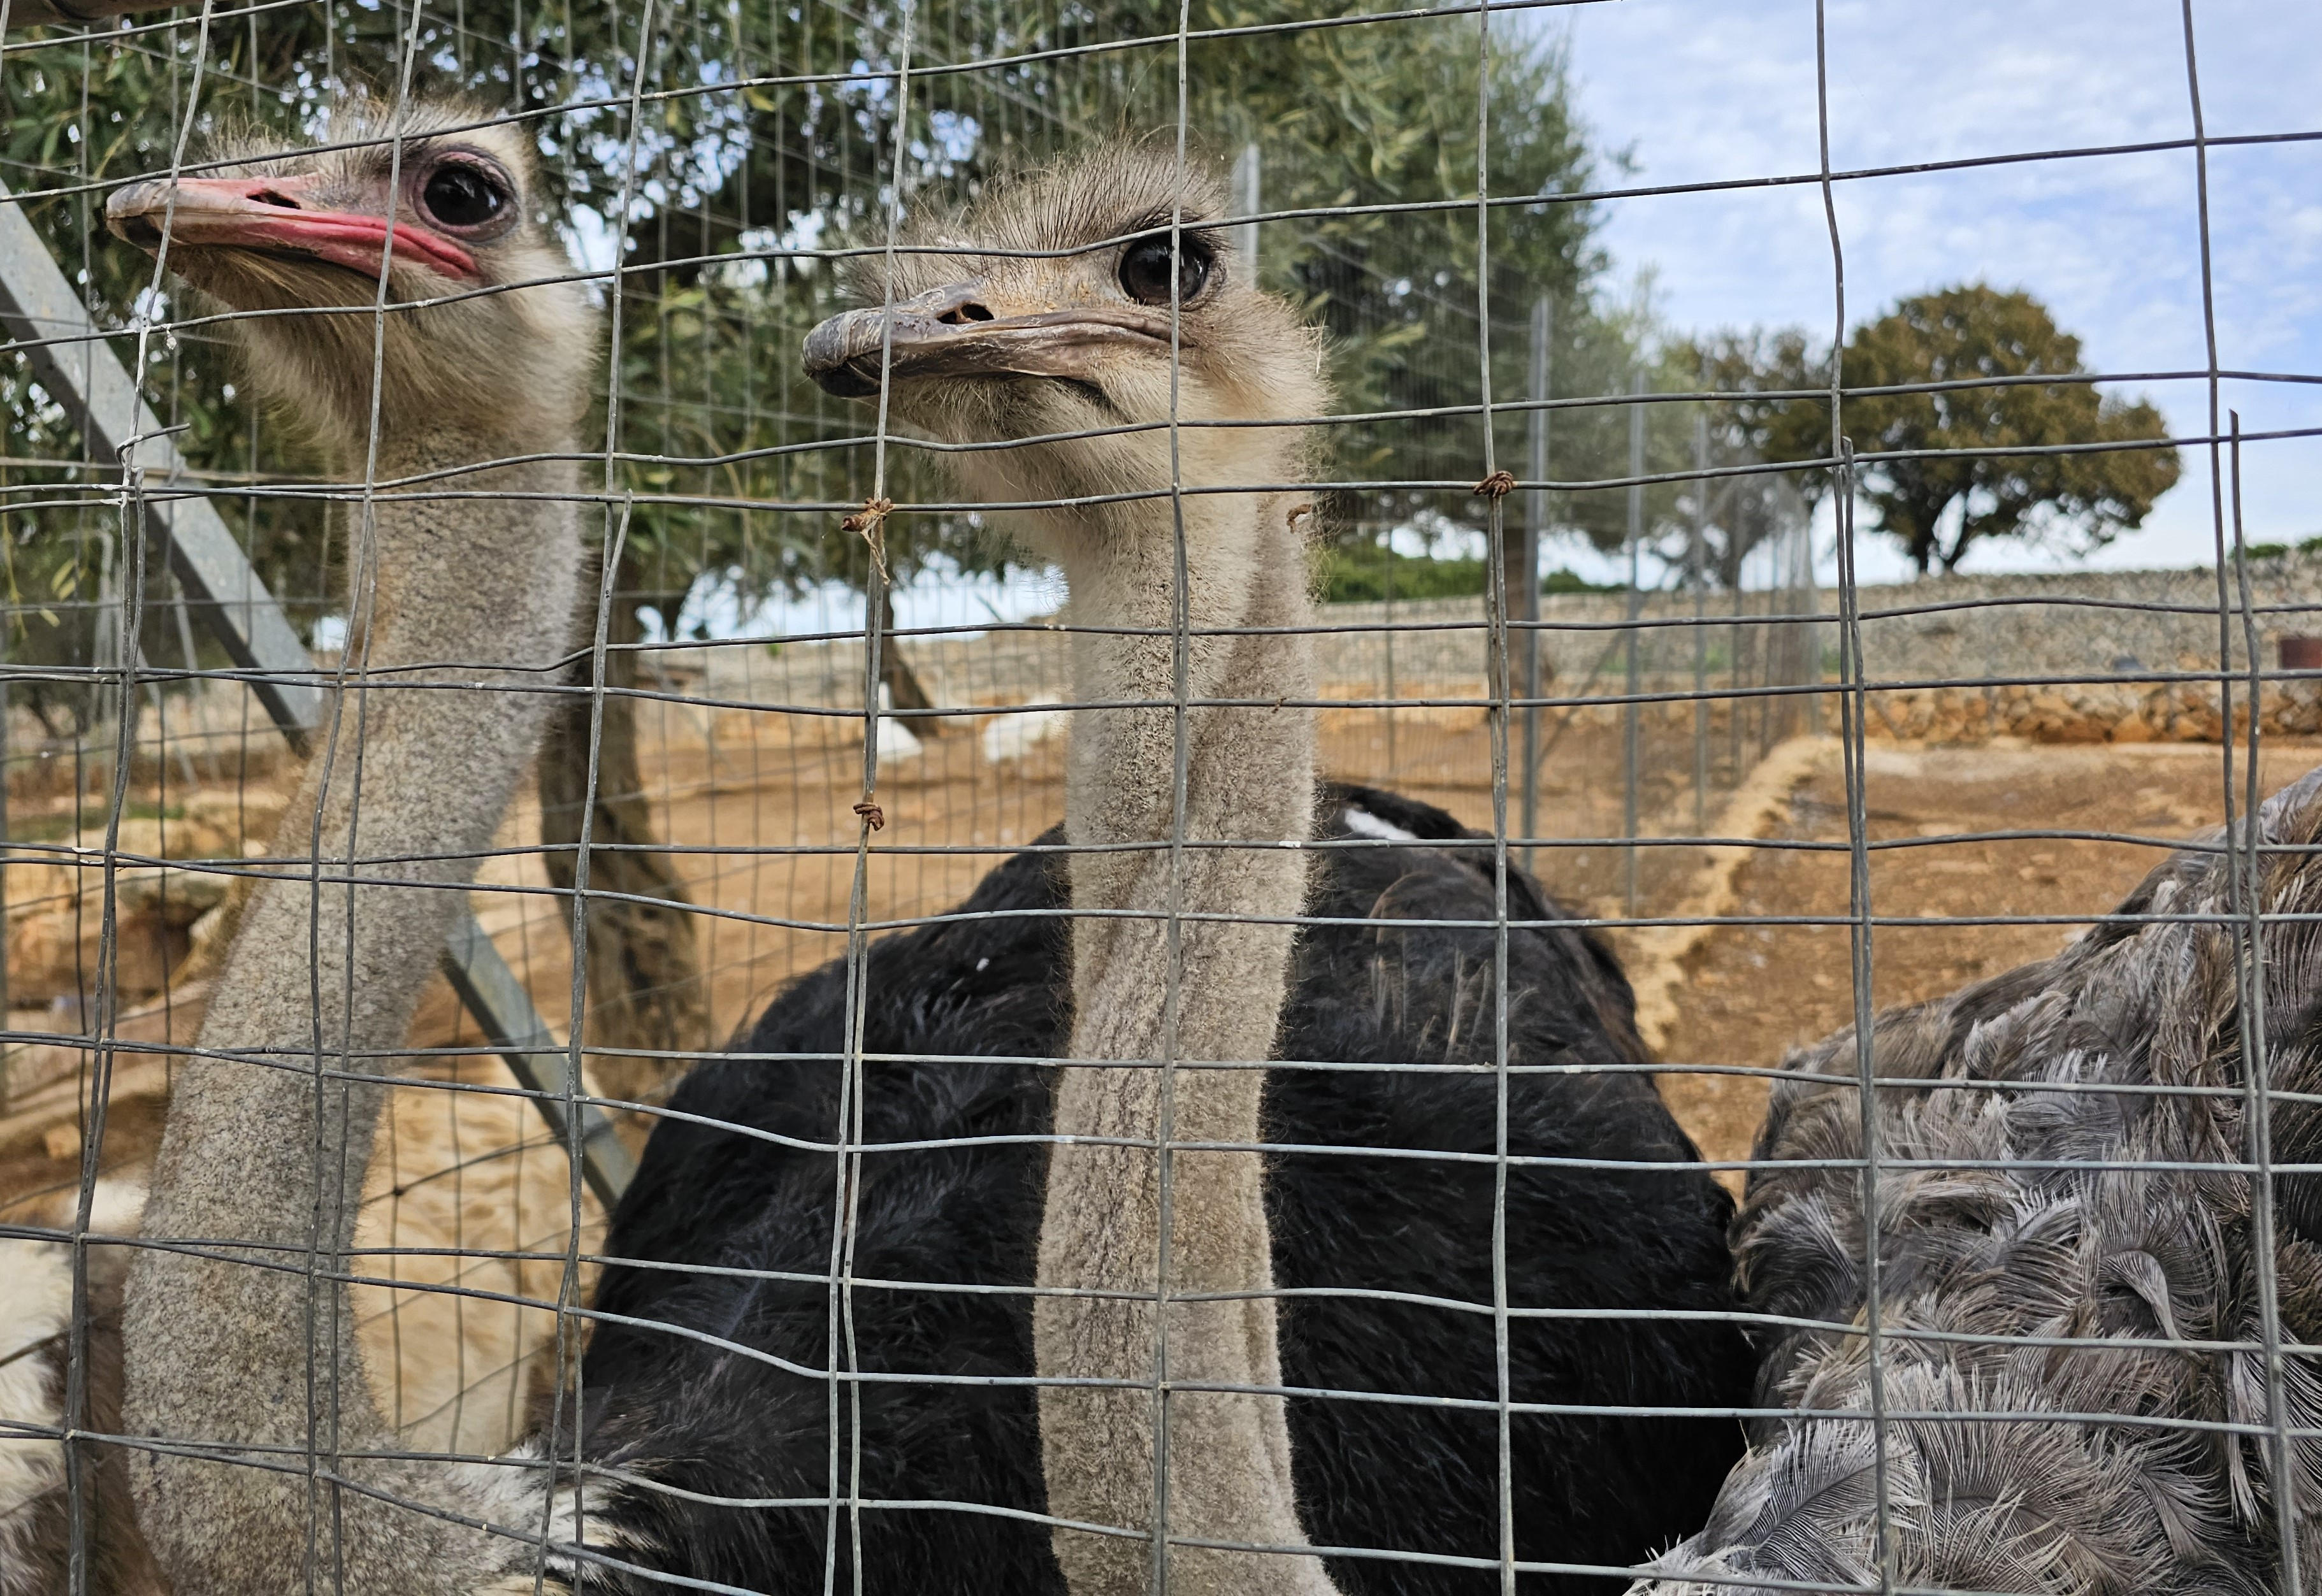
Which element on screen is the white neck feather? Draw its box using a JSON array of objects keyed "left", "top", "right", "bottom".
[
  {"left": 120, "top": 425, "right": 586, "bottom": 1592},
  {"left": 1032, "top": 466, "right": 1338, "bottom": 1596}
]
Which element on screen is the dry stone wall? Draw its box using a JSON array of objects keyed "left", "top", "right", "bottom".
[
  {"left": 1849, "top": 559, "right": 2322, "bottom": 744},
  {"left": 642, "top": 556, "right": 2322, "bottom": 747}
]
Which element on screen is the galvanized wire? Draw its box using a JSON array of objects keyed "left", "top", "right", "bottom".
[{"left": 0, "top": 2, "right": 2316, "bottom": 1593}]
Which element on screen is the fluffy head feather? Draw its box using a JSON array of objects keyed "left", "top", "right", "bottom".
[
  {"left": 803, "top": 141, "right": 1328, "bottom": 563},
  {"left": 105, "top": 96, "right": 597, "bottom": 459}
]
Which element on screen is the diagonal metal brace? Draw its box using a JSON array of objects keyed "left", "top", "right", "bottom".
[
  {"left": 442, "top": 917, "right": 635, "bottom": 1209},
  {"left": 0, "top": 180, "right": 635, "bottom": 1206}
]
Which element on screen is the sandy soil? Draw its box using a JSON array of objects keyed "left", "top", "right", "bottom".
[
  {"left": 18, "top": 717, "right": 2294, "bottom": 1194},
  {"left": 10, "top": 705, "right": 2315, "bottom": 1432},
  {"left": 524, "top": 696, "right": 1785, "bottom": 1051},
  {"left": 600, "top": 711, "right": 2309, "bottom": 1192},
  {"left": 1646, "top": 737, "right": 2322, "bottom": 1176}
]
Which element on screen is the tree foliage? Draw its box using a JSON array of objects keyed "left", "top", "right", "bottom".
[
  {"left": 1695, "top": 285, "right": 2181, "bottom": 575},
  {"left": 1516, "top": 316, "right": 1812, "bottom": 593},
  {"left": 1, "top": 2, "right": 1626, "bottom": 635},
  {"left": 0, "top": 3, "right": 1636, "bottom": 1052}
]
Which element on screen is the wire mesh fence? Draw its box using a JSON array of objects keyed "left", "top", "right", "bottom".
[{"left": 0, "top": 1, "right": 2314, "bottom": 1592}]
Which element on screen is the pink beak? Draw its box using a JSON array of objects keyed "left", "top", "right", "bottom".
[{"left": 103, "top": 173, "right": 478, "bottom": 282}]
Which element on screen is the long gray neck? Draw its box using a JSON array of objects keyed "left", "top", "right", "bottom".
[
  {"left": 121, "top": 428, "right": 584, "bottom": 1592},
  {"left": 1033, "top": 485, "right": 1336, "bottom": 1596}
]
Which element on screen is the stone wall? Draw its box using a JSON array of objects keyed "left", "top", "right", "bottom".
[
  {"left": 637, "top": 554, "right": 2322, "bottom": 745},
  {"left": 643, "top": 584, "right": 1827, "bottom": 715},
  {"left": 1850, "top": 560, "right": 2322, "bottom": 683},
  {"left": 1847, "top": 559, "right": 2322, "bottom": 744}
]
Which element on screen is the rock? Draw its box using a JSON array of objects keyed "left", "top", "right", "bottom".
[
  {"left": 4, "top": 896, "right": 190, "bottom": 1004},
  {"left": 115, "top": 865, "right": 229, "bottom": 919},
  {"left": 982, "top": 695, "right": 1069, "bottom": 763},
  {"left": 1, "top": 788, "right": 278, "bottom": 1007}
]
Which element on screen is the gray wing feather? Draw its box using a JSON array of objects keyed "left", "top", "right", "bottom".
[{"left": 1636, "top": 765, "right": 2322, "bottom": 1595}]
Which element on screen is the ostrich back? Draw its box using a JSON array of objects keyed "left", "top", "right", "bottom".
[
  {"left": 1635, "top": 762, "right": 2322, "bottom": 1596},
  {"left": 570, "top": 785, "right": 1749, "bottom": 1594}
]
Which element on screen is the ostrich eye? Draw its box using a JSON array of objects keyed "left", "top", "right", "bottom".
[
  {"left": 1118, "top": 233, "right": 1211, "bottom": 307},
  {"left": 419, "top": 163, "right": 507, "bottom": 229}
]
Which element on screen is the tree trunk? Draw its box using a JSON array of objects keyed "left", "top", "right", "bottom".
[
  {"left": 539, "top": 543, "right": 709, "bottom": 1110},
  {"left": 873, "top": 582, "right": 944, "bottom": 732},
  {"left": 1496, "top": 518, "right": 1550, "bottom": 702}
]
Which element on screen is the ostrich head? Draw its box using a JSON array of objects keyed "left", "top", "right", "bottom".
[
  {"left": 104, "top": 99, "right": 595, "bottom": 456},
  {"left": 804, "top": 144, "right": 1326, "bottom": 558}
]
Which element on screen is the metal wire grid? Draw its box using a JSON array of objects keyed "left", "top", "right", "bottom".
[{"left": 0, "top": 1, "right": 2314, "bottom": 1592}]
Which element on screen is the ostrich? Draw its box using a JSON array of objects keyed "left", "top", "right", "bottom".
[
  {"left": 83, "top": 129, "right": 1743, "bottom": 1595},
  {"left": 826, "top": 142, "right": 1347, "bottom": 1596},
  {"left": 1632, "top": 763, "right": 2322, "bottom": 1596},
  {"left": 99, "top": 103, "right": 602, "bottom": 1590},
  {"left": 565, "top": 147, "right": 1749, "bottom": 1595}
]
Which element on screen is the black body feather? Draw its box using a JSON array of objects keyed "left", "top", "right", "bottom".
[{"left": 570, "top": 785, "right": 1750, "bottom": 1593}]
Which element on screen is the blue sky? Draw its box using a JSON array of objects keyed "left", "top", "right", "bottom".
[{"left": 1554, "top": 0, "right": 2320, "bottom": 584}]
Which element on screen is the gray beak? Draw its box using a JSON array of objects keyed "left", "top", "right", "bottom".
[{"left": 802, "top": 280, "right": 1174, "bottom": 399}]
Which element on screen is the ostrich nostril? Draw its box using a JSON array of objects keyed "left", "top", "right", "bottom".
[
  {"left": 937, "top": 301, "right": 995, "bottom": 326},
  {"left": 250, "top": 187, "right": 302, "bottom": 210}
]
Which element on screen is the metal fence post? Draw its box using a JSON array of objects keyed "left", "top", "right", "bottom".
[
  {"left": 1230, "top": 142, "right": 1261, "bottom": 283},
  {"left": 1520, "top": 295, "right": 1549, "bottom": 869},
  {"left": 1798, "top": 514, "right": 1823, "bottom": 738},
  {"left": 1691, "top": 398, "right": 1709, "bottom": 831},
  {"left": 1623, "top": 365, "right": 1644, "bottom": 919}
]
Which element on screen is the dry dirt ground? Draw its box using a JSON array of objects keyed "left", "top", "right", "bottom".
[
  {"left": 14, "top": 718, "right": 2307, "bottom": 1190},
  {"left": 490, "top": 696, "right": 1785, "bottom": 1050},
  {"left": 497, "top": 714, "right": 2322, "bottom": 1186},
  {"left": 1644, "top": 737, "right": 2322, "bottom": 1179},
  {"left": 7, "top": 710, "right": 2317, "bottom": 1429}
]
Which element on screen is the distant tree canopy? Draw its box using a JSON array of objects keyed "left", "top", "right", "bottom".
[
  {"left": 1, "top": 1, "right": 1632, "bottom": 643},
  {"left": 1314, "top": 542, "right": 1613, "bottom": 605},
  {"left": 1692, "top": 285, "right": 2181, "bottom": 575},
  {"left": 1511, "top": 313, "right": 1813, "bottom": 594}
]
